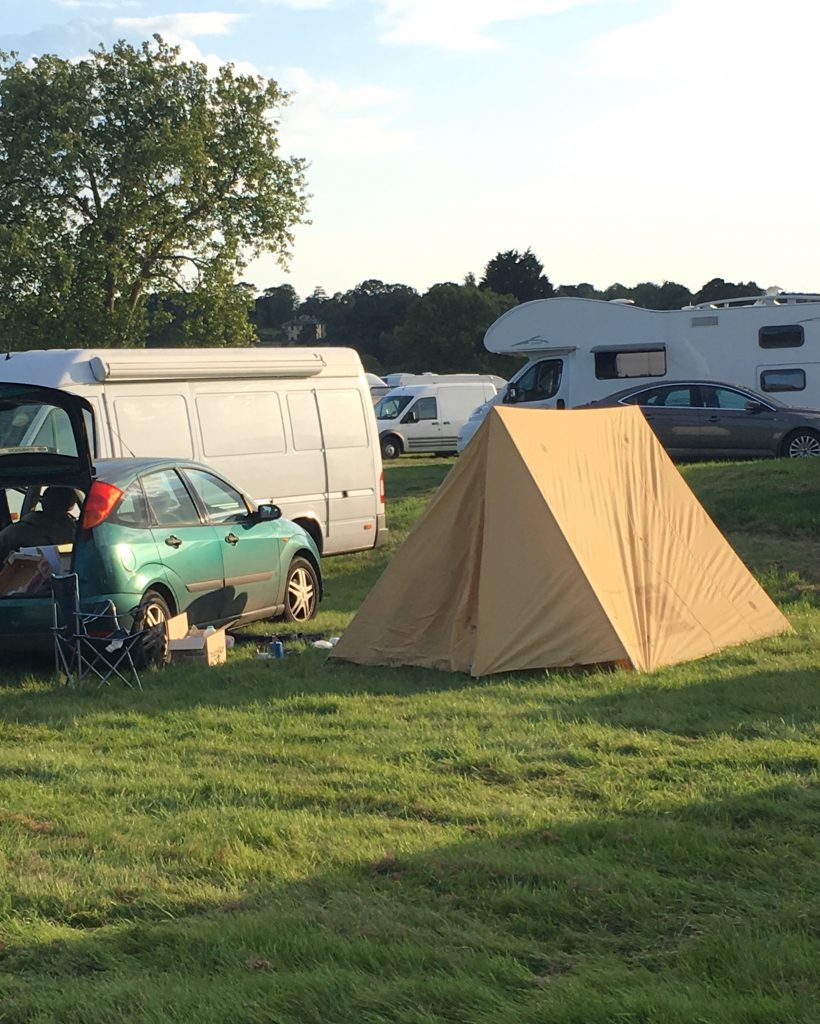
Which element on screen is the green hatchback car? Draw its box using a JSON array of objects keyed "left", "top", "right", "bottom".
[{"left": 0, "top": 382, "right": 322, "bottom": 653}]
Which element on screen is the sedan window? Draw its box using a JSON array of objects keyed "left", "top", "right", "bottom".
[
  {"left": 184, "top": 468, "right": 249, "bottom": 524},
  {"left": 142, "top": 469, "right": 200, "bottom": 527},
  {"left": 702, "top": 387, "right": 761, "bottom": 410},
  {"left": 624, "top": 386, "right": 694, "bottom": 407}
]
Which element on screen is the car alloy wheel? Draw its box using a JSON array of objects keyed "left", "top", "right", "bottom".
[
  {"left": 786, "top": 431, "right": 820, "bottom": 458},
  {"left": 135, "top": 589, "right": 172, "bottom": 666},
  {"left": 285, "top": 557, "right": 318, "bottom": 622}
]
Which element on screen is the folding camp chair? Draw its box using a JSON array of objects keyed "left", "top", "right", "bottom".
[{"left": 51, "top": 573, "right": 145, "bottom": 690}]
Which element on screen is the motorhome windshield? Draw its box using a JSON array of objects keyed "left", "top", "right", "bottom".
[{"left": 375, "top": 395, "right": 413, "bottom": 420}]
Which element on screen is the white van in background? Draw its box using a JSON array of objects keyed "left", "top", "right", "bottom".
[
  {"left": 375, "top": 381, "right": 501, "bottom": 458},
  {"left": 383, "top": 372, "right": 507, "bottom": 390},
  {"left": 0, "top": 347, "right": 386, "bottom": 555}
]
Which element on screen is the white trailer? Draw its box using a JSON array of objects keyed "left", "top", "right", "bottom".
[
  {"left": 458, "top": 290, "right": 820, "bottom": 450},
  {"left": 0, "top": 347, "right": 387, "bottom": 555}
]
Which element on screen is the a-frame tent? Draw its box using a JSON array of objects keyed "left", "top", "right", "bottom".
[{"left": 330, "top": 406, "right": 791, "bottom": 676}]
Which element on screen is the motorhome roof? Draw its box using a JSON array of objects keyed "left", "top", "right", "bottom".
[
  {"left": 685, "top": 292, "right": 820, "bottom": 310},
  {"left": 0, "top": 346, "right": 365, "bottom": 387}
]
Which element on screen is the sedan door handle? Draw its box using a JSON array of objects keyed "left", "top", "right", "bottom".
[
  {"left": 225, "top": 532, "right": 240, "bottom": 546},
  {"left": 165, "top": 535, "right": 183, "bottom": 548},
  {"left": 707, "top": 415, "right": 720, "bottom": 423}
]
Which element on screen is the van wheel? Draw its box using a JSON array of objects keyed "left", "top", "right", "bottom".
[
  {"left": 782, "top": 429, "right": 820, "bottom": 458},
  {"left": 284, "top": 557, "right": 319, "bottom": 622},
  {"left": 133, "top": 589, "right": 172, "bottom": 667},
  {"left": 380, "top": 435, "right": 402, "bottom": 460}
]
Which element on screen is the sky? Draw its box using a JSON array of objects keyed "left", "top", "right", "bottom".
[{"left": 2, "top": 0, "right": 819, "bottom": 301}]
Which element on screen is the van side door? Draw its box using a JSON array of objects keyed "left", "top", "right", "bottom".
[{"left": 401, "top": 396, "right": 441, "bottom": 451}]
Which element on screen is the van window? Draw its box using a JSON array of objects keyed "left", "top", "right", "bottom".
[
  {"left": 287, "top": 392, "right": 323, "bottom": 450},
  {"left": 317, "top": 390, "right": 368, "bottom": 448},
  {"left": 113, "top": 396, "right": 193, "bottom": 458},
  {"left": 595, "top": 348, "right": 666, "bottom": 380},
  {"left": 760, "top": 368, "right": 806, "bottom": 392},
  {"left": 413, "top": 397, "right": 438, "bottom": 420},
  {"left": 759, "top": 325, "right": 804, "bottom": 349},
  {"left": 197, "top": 392, "right": 285, "bottom": 457},
  {"left": 374, "top": 394, "right": 413, "bottom": 421}
]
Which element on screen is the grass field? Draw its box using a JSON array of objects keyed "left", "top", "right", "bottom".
[{"left": 1, "top": 456, "right": 819, "bottom": 1023}]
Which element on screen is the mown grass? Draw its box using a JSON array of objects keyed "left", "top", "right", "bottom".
[{"left": 1, "top": 455, "right": 819, "bottom": 1023}]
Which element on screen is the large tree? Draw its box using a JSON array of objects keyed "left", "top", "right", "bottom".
[
  {"left": 0, "top": 36, "right": 309, "bottom": 348},
  {"left": 479, "top": 248, "right": 554, "bottom": 304}
]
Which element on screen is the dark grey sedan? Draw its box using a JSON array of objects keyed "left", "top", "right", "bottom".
[{"left": 588, "top": 381, "right": 820, "bottom": 459}]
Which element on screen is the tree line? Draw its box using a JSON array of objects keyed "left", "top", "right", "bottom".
[{"left": 0, "top": 40, "right": 769, "bottom": 378}]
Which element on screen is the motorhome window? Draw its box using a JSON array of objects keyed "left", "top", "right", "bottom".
[
  {"left": 287, "top": 392, "right": 322, "bottom": 450},
  {"left": 514, "top": 359, "right": 563, "bottom": 402},
  {"left": 184, "top": 468, "right": 249, "bottom": 524},
  {"left": 317, "top": 391, "right": 368, "bottom": 448},
  {"left": 141, "top": 469, "right": 200, "bottom": 527},
  {"left": 414, "top": 398, "right": 438, "bottom": 420},
  {"left": 109, "top": 482, "right": 151, "bottom": 529},
  {"left": 113, "top": 396, "right": 193, "bottom": 458},
  {"left": 197, "top": 393, "right": 286, "bottom": 457},
  {"left": 374, "top": 395, "right": 413, "bottom": 420},
  {"left": 758, "top": 325, "right": 804, "bottom": 348},
  {"left": 595, "top": 349, "right": 666, "bottom": 380},
  {"left": 759, "top": 368, "right": 806, "bottom": 392}
]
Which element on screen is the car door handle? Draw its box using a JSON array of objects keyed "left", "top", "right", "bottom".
[
  {"left": 707, "top": 415, "right": 720, "bottom": 423},
  {"left": 442, "top": 420, "right": 451, "bottom": 425},
  {"left": 165, "top": 535, "right": 183, "bottom": 548},
  {"left": 225, "top": 532, "right": 240, "bottom": 545}
]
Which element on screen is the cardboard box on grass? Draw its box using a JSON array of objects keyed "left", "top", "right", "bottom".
[{"left": 167, "top": 612, "right": 227, "bottom": 667}]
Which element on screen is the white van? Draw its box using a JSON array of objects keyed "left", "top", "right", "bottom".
[
  {"left": 0, "top": 347, "right": 386, "bottom": 556},
  {"left": 374, "top": 381, "right": 500, "bottom": 458}
]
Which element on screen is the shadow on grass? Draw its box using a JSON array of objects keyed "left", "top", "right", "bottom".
[{"left": 1, "top": 784, "right": 818, "bottom": 1023}]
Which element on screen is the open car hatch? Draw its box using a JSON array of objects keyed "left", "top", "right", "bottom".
[{"left": 0, "top": 382, "right": 96, "bottom": 489}]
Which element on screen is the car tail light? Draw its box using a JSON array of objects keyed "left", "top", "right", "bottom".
[
  {"left": 379, "top": 470, "right": 385, "bottom": 505},
  {"left": 80, "top": 480, "right": 124, "bottom": 529}
]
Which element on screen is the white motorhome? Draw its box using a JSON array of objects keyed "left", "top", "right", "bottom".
[
  {"left": 375, "top": 380, "right": 501, "bottom": 458},
  {"left": 457, "top": 290, "right": 820, "bottom": 450},
  {"left": 0, "top": 347, "right": 386, "bottom": 555}
]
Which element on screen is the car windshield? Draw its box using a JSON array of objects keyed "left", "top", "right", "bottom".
[{"left": 375, "top": 395, "right": 413, "bottom": 420}]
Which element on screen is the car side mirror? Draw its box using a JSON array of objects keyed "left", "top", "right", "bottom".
[
  {"left": 505, "top": 383, "right": 520, "bottom": 404},
  {"left": 745, "top": 400, "right": 764, "bottom": 414},
  {"left": 402, "top": 409, "right": 419, "bottom": 424},
  {"left": 256, "top": 503, "right": 282, "bottom": 521}
]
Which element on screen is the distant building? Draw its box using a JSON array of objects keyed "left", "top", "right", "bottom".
[{"left": 283, "top": 316, "right": 326, "bottom": 344}]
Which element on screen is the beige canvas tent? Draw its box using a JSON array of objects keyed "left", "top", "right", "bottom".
[{"left": 331, "top": 406, "right": 791, "bottom": 676}]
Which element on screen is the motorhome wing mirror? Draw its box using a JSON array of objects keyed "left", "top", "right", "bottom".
[
  {"left": 505, "top": 383, "right": 520, "bottom": 404},
  {"left": 256, "top": 503, "right": 282, "bottom": 521}
]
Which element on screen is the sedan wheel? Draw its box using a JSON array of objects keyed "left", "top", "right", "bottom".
[
  {"left": 285, "top": 557, "right": 319, "bottom": 622},
  {"left": 785, "top": 430, "right": 820, "bottom": 458},
  {"left": 134, "top": 589, "right": 172, "bottom": 667}
]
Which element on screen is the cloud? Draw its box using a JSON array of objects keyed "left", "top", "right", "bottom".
[
  {"left": 56, "top": 1, "right": 140, "bottom": 8},
  {"left": 373, "top": 0, "right": 626, "bottom": 51},
  {"left": 114, "top": 12, "right": 246, "bottom": 37},
  {"left": 277, "top": 67, "right": 417, "bottom": 158}
]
